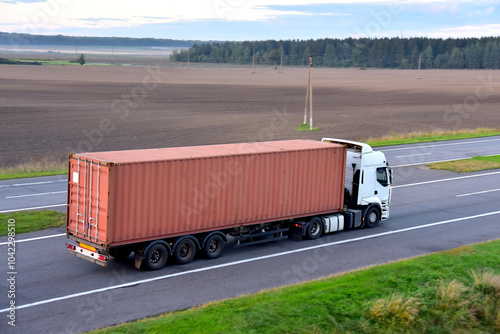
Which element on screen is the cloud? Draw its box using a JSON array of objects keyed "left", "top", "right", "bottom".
[
  {"left": 0, "top": 0, "right": 496, "bottom": 38},
  {"left": 0, "top": 0, "right": 311, "bottom": 33},
  {"left": 469, "top": 6, "right": 495, "bottom": 16},
  {"left": 428, "top": 24, "right": 500, "bottom": 38}
]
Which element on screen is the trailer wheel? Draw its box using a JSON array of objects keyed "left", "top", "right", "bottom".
[
  {"left": 144, "top": 243, "right": 168, "bottom": 270},
  {"left": 364, "top": 206, "right": 380, "bottom": 228},
  {"left": 306, "top": 217, "right": 323, "bottom": 240},
  {"left": 203, "top": 234, "right": 225, "bottom": 259},
  {"left": 174, "top": 238, "right": 196, "bottom": 265}
]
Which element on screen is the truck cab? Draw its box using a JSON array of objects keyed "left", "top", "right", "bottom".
[{"left": 322, "top": 138, "right": 392, "bottom": 222}]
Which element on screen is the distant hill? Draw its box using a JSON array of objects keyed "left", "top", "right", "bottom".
[{"left": 0, "top": 31, "right": 202, "bottom": 47}]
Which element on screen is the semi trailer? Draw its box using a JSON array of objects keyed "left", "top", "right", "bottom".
[{"left": 66, "top": 138, "right": 392, "bottom": 270}]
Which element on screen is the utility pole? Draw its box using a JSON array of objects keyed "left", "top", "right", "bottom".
[
  {"left": 279, "top": 49, "right": 283, "bottom": 72},
  {"left": 187, "top": 50, "right": 190, "bottom": 69},
  {"left": 417, "top": 52, "right": 422, "bottom": 79},
  {"left": 304, "top": 54, "right": 314, "bottom": 129},
  {"left": 309, "top": 54, "right": 313, "bottom": 130},
  {"left": 252, "top": 40, "right": 256, "bottom": 73}
]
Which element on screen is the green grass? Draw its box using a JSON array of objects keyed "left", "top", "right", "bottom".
[
  {"left": 0, "top": 169, "right": 68, "bottom": 180},
  {"left": 0, "top": 157, "right": 67, "bottom": 180},
  {"left": 88, "top": 240, "right": 500, "bottom": 333},
  {"left": 7, "top": 58, "right": 80, "bottom": 66},
  {"left": 0, "top": 210, "right": 66, "bottom": 236},
  {"left": 4, "top": 58, "right": 112, "bottom": 66},
  {"left": 428, "top": 155, "right": 500, "bottom": 173},
  {"left": 366, "top": 128, "right": 500, "bottom": 147},
  {"left": 296, "top": 123, "right": 321, "bottom": 132}
]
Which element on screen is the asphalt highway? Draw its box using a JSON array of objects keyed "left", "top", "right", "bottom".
[
  {"left": 1, "top": 137, "right": 500, "bottom": 333},
  {"left": 1, "top": 136, "right": 499, "bottom": 214}
]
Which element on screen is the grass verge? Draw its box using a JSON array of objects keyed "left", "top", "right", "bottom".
[
  {"left": 0, "top": 157, "right": 67, "bottom": 180},
  {"left": 0, "top": 210, "right": 66, "bottom": 236},
  {"left": 428, "top": 155, "right": 500, "bottom": 173},
  {"left": 296, "top": 123, "right": 321, "bottom": 132},
  {"left": 365, "top": 128, "right": 500, "bottom": 147},
  {"left": 89, "top": 240, "right": 500, "bottom": 334}
]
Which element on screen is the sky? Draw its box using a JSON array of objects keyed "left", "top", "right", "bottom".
[{"left": 0, "top": 0, "right": 499, "bottom": 41}]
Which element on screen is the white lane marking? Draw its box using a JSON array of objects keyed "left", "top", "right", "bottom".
[
  {"left": 391, "top": 153, "right": 500, "bottom": 168},
  {"left": 394, "top": 152, "right": 432, "bottom": 159},
  {"left": 393, "top": 171, "right": 500, "bottom": 189},
  {"left": 391, "top": 154, "right": 498, "bottom": 168},
  {"left": 11, "top": 180, "right": 66, "bottom": 187},
  {"left": 392, "top": 157, "right": 473, "bottom": 168},
  {"left": 5, "top": 191, "right": 66, "bottom": 199},
  {"left": 0, "top": 204, "right": 66, "bottom": 213},
  {"left": 456, "top": 188, "right": 500, "bottom": 198},
  {"left": 0, "top": 233, "right": 66, "bottom": 246},
  {"left": 2, "top": 210, "right": 499, "bottom": 314},
  {"left": 0, "top": 179, "right": 65, "bottom": 188},
  {"left": 381, "top": 137, "right": 500, "bottom": 152}
]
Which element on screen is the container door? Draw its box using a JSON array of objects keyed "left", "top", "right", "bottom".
[{"left": 68, "top": 157, "right": 107, "bottom": 244}]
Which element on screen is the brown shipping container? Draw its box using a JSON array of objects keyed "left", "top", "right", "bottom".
[{"left": 67, "top": 140, "right": 346, "bottom": 248}]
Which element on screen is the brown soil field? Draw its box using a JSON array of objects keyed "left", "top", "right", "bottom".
[{"left": 1, "top": 64, "right": 499, "bottom": 167}]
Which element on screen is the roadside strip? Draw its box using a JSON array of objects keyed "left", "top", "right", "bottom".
[
  {"left": 0, "top": 204, "right": 66, "bottom": 214},
  {"left": 392, "top": 170, "right": 500, "bottom": 189},
  {"left": 381, "top": 137, "right": 500, "bottom": 152},
  {"left": 5, "top": 191, "right": 66, "bottom": 199},
  {"left": 0, "top": 233, "right": 65, "bottom": 246},
  {"left": 1, "top": 210, "right": 500, "bottom": 314}
]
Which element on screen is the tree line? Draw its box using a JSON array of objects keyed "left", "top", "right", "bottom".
[
  {"left": 0, "top": 31, "right": 197, "bottom": 47},
  {"left": 170, "top": 37, "right": 500, "bottom": 69}
]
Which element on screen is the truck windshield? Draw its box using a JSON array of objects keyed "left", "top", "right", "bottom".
[{"left": 376, "top": 167, "right": 389, "bottom": 187}]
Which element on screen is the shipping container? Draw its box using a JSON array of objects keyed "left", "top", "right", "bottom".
[
  {"left": 67, "top": 140, "right": 346, "bottom": 248},
  {"left": 66, "top": 138, "right": 392, "bottom": 270}
]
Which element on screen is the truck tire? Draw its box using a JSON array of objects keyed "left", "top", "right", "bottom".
[
  {"left": 364, "top": 206, "right": 380, "bottom": 228},
  {"left": 203, "top": 234, "right": 225, "bottom": 259},
  {"left": 174, "top": 238, "right": 196, "bottom": 265},
  {"left": 306, "top": 217, "right": 323, "bottom": 240},
  {"left": 144, "top": 243, "right": 168, "bottom": 270}
]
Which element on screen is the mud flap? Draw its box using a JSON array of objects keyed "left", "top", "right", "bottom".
[
  {"left": 288, "top": 224, "right": 305, "bottom": 241},
  {"left": 134, "top": 250, "right": 143, "bottom": 270}
]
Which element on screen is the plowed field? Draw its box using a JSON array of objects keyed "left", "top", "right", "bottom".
[{"left": 1, "top": 64, "right": 499, "bottom": 166}]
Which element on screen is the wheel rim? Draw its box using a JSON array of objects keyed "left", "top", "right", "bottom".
[
  {"left": 208, "top": 240, "right": 219, "bottom": 253},
  {"left": 150, "top": 250, "right": 161, "bottom": 264},
  {"left": 310, "top": 222, "right": 320, "bottom": 235},
  {"left": 179, "top": 243, "right": 192, "bottom": 258},
  {"left": 368, "top": 211, "right": 377, "bottom": 224}
]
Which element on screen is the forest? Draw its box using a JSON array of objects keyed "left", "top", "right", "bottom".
[
  {"left": 0, "top": 31, "right": 196, "bottom": 47},
  {"left": 170, "top": 37, "right": 500, "bottom": 69}
]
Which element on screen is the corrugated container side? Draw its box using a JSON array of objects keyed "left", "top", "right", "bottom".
[
  {"left": 67, "top": 156, "right": 110, "bottom": 246},
  {"left": 67, "top": 141, "right": 346, "bottom": 247}
]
